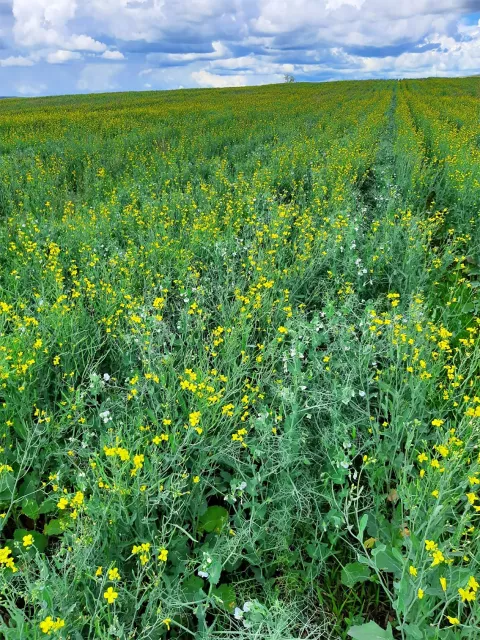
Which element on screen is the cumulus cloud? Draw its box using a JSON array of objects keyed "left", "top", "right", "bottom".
[
  {"left": 191, "top": 69, "right": 249, "bottom": 88},
  {"left": 46, "top": 49, "right": 82, "bottom": 64},
  {"left": 16, "top": 82, "right": 47, "bottom": 96},
  {"left": 2, "top": 0, "right": 480, "bottom": 95},
  {"left": 77, "top": 63, "right": 125, "bottom": 92},
  {"left": 101, "top": 50, "right": 125, "bottom": 60},
  {"left": 12, "top": 0, "right": 106, "bottom": 51},
  {"left": 0, "top": 55, "right": 33, "bottom": 67}
]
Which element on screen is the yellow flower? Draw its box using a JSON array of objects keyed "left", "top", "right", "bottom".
[
  {"left": 458, "top": 587, "right": 476, "bottom": 602},
  {"left": 103, "top": 587, "right": 118, "bottom": 604},
  {"left": 0, "top": 546, "right": 17, "bottom": 572},
  {"left": 431, "top": 549, "right": 445, "bottom": 566},
  {"left": 278, "top": 326, "right": 288, "bottom": 334},
  {"left": 57, "top": 497, "right": 69, "bottom": 510},
  {"left": 440, "top": 576, "right": 447, "bottom": 592},
  {"left": 71, "top": 491, "right": 84, "bottom": 506},
  {"left": 189, "top": 411, "right": 201, "bottom": 427},
  {"left": 425, "top": 539, "right": 437, "bottom": 552},
  {"left": 193, "top": 475, "right": 200, "bottom": 483},
  {"left": 108, "top": 567, "right": 120, "bottom": 581},
  {"left": 162, "top": 618, "right": 172, "bottom": 630},
  {"left": 417, "top": 588, "right": 424, "bottom": 600},
  {"left": 447, "top": 616, "right": 460, "bottom": 625},
  {"left": 431, "top": 490, "right": 439, "bottom": 498},
  {"left": 468, "top": 576, "right": 479, "bottom": 592},
  {"left": 22, "top": 534, "right": 34, "bottom": 548},
  {"left": 39, "top": 616, "right": 65, "bottom": 634},
  {"left": 95, "top": 566, "right": 102, "bottom": 576},
  {"left": 39, "top": 617, "right": 54, "bottom": 634},
  {"left": 159, "top": 547, "right": 168, "bottom": 562},
  {"left": 466, "top": 493, "right": 477, "bottom": 505},
  {"left": 432, "top": 419, "right": 444, "bottom": 427},
  {"left": 417, "top": 453, "right": 428, "bottom": 463},
  {"left": 409, "top": 565, "right": 417, "bottom": 577}
]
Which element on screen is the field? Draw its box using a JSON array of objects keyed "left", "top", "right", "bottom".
[{"left": 0, "top": 78, "right": 479, "bottom": 639}]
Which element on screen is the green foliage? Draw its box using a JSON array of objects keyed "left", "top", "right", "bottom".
[{"left": 0, "top": 78, "right": 479, "bottom": 638}]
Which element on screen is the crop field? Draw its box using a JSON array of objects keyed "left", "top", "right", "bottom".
[{"left": 0, "top": 78, "right": 479, "bottom": 639}]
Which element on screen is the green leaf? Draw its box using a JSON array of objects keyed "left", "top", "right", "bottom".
[
  {"left": 208, "top": 558, "right": 222, "bottom": 586},
  {"left": 12, "top": 420, "right": 27, "bottom": 441},
  {"left": 39, "top": 498, "right": 57, "bottom": 515},
  {"left": 18, "top": 473, "right": 39, "bottom": 499},
  {"left": 198, "top": 506, "right": 229, "bottom": 534},
  {"left": 212, "top": 584, "right": 236, "bottom": 611},
  {"left": 182, "top": 575, "right": 205, "bottom": 600},
  {"left": 44, "top": 519, "right": 65, "bottom": 536},
  {"left": 21, "top": 498, "right": 40, "bottom": 520},
  {"left": 13, "top": 529, "right": 47, "bottom": 552},
  {"left": 341, "top": 562, "right": 371, "bottom": 588},
  {"left": 372, "top": 545, "right": 402, "bottom": 575},
  {"left": 358, "top": 514, "right": 368, "bottom": 541},
  {"left": 348, "top": 621, "right": 394, "bottom": 639},
  {"left": 0, "top": 472, "right": 15, "bottom": 502}
]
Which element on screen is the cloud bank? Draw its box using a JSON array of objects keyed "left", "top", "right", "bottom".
[{"left": 0, "top": 0, "right": 478, "bottom": 96}]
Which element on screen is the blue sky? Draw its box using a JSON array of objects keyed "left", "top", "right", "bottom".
[{"left": 0, "top": 0, "right": 480, "bottom": 96}]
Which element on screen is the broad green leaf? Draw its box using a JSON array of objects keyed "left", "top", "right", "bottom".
[
  {"left": 341, "top": 562, "right": 371, "bottom": 588},
  {"left": 0, "top": 472, "right": 15, "bottom": 502},
  {"left": 39, "top": 498, "right": 57, "bottom": 515},
  {"left": 198, "top": 506, "right": 229, "bottom": 533},
  {"left": 21, "top": 498, "right": 40, "bottom": 520},
  {"left": 348, "top": 621, "right": 394, "bottom": 640},
  {"left": 212, "top": 584, "right": 236, "bottom": 611},
  {"left": 13, "top": 529, "right": 47, "bottom": 552},
  {"left": 182, "top": 575, "right": 205, "bottom": 599},
  {"left": 44, "top": 519, "right": 65, "bottom": 536},
  {"left": 372, "top": 545, "right": 402, "bottom": 575}
]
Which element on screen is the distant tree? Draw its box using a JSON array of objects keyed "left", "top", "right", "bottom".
[{"left": 284, "top": 74, "right": 295, "bottom": 83}]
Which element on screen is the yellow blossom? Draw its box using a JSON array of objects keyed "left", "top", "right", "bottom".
[
  {"left": 22, "top": 534, "right": 34, "bottom": 548},
  {"left": 104, "top": 587, "right": 118, "bottom": 604}
]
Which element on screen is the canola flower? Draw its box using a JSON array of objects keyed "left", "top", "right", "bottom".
[
  {"left": 39, "top": 617, "right": 65, "bottom": 635},
  {"left": 104, "top": 587, "right": 119, "bottom": 604}
]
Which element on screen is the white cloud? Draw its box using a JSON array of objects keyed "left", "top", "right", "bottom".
[
  {"left": 77, "top": 63, "right": 124, "bottom": 92},
  {"left": 191, "top": 69, "right": 248, "bottom": 88},
  {"left": 12, "top": 0, "right": 107, "bottom": 51},
  {"left": 191, "top": 68, "right": 282, "bottom": 87},
  {"left": 46, "top": 49, "right": 82, "bottom": 64},
  {"left": 3, "top": 0, "right": 480, "bottom": 94},
  {"left": 16, "top": 82, "right": 47, "bottom": 96},
  {"left": 159, "top": 41, "right": 230, "bottom": 64},
  {"left": 326, "top": 0, "right": 365, "bottom": 10},
  {"left": 0, "top": 55, "right": 34, "bottom": 67},
  {"left": 101, "top": 50, "right": 125, "bottom": 60}
]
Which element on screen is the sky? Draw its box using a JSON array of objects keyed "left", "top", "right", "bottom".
[{"left": 0, "top": 0, "right": 480, "bottom": 96}]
